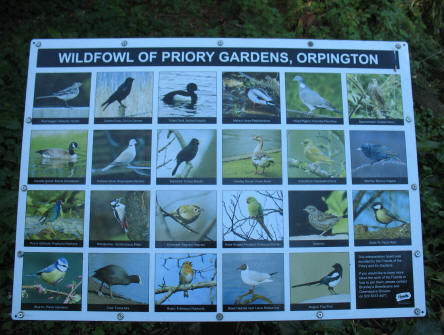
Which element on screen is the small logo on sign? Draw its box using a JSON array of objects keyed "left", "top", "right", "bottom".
[{"left": 396, "top": 292, "right": 411, "bottom": 302}]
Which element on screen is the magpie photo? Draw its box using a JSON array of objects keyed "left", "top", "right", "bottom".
[
  {"left": 101, "top": 77, "right": 135, "bottom": 110},
  {"left": 292, "top": 263, "right": 343, "bottom": 295}
]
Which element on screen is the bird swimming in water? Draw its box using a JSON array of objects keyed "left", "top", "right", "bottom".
[
  {"left": 36, "top": 141, "right": 79, "bottom": 161},
  {"left": 246, "top": 196, "right": 273, "bottom": 239},
  {"left": 92, "top": 264, "right": 141, "bottom": 299},
  {"left": 162, "top": 83, "right": 198, "bottom": 106},
  {"left": 172, "top": 138, "right": 199, "bottom": 176},
  {"left": 25, "top": 257, "right": 69, "bottom": 286},
  {"left": 101, "top": 77, "right": 135, "bottom": 110},
  {"left": 179, "top": 261, "right": 194, "bottom": 297}
]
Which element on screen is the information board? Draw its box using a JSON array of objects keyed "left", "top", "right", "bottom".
[{"left": 12, "top": 38, "right": 425, "bottom": 321}]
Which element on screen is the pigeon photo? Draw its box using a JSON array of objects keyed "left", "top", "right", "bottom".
[
  {"left": 21, "top": 252, "right": 83, "bottom": 308},
  {"left": 290, "top": 252, "right": 350, "bottom": 309},
  {"left": 353, "top": 190, "right": 411, "bottom": 245},
  {"left": 222, "top": 72, "right": 280, "bottom": 123},
  {"left": 32, "top": 73, "right": 91, "bottom": 122},
  {"left": 25, "top": 190, "right": 84, "bottom": 245},
  {"left": 285, "top": 73, "right": 342, "bottom": 123},
  {"left": 95, "top": 72, "right": 153, "bottom": 121},
  {"left": 156, "top": 190, "right": 216, "bottom": 247},
  {"left": 347, "top": 74, "right": 403, "bottom": 123},
  {"left": 158, "top": 71, "right": 217, "bottom": 122},
  {"left": 288, "top": 190, "right": 348, "bottom": 247}
]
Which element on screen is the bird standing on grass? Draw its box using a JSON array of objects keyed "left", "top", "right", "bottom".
[
  {"left": 303, "top": 205, "right": 345, "bottom": 236},
  {"left": 102, "top": 139, "right": 137, "bottom": 172},
  {"left": 35, "top": 82, "right": 82, "bottom": 107},
  {"left": 92, "top": 264, "right": 141, "bottom": 299},
  {"left": 371, "top": 202, "right": 409, "bottom": 227},
  {"left": 302, "top": 139, "right": 333, "bottom": 164},
  {"left": 37, "top": 141, "right": 79, "bottom": 161},
  {"left": 292, "top": 263, "right": 342, "bottom": 295},
  {"left": 357, "top": 143, "right": 400, "bottom": 164},
  {"left": 237, "top": 264, "right": 277, "bottom": 290},
  {"left": 26, "top": 257, "right": 69, "bottom": 286},
  {"left": 246, "top": 196, "right": 273, "bottom": 239},
  {"left": 110, "top": 198, "right": 127, "bottom": 233},
  {"left": 293, "top": 76, "right": 340, "bottom": 114},
  {"left": 101, "top": 77, "right": 135, "bottom": 110},
  {"left": 252, "top": 136, "right": 274, "bottom": 175},
  {"left": 179, "top": 261, "right": 194, "bottom": 297},
  {"left": 39, "top": 200, "right": 63, "bottom": 226},
  {"left": 172, "top": 138, "right": 199, "bottom": 176}
]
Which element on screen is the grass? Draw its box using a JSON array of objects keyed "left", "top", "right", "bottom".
[{"left": 223, "top": 152, "right": 282, "bottom": 178}]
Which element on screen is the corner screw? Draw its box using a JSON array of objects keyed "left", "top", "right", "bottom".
[
  {"left": 405, "top": 116, "right": 412, "bottom": 123},
  {"left": 20, "top": 185, "right": 28, "bottom": 192},
  {"left": 117, "top": 312, "right": 124, "bottom": 320},
  {"left": 414, "top": 308, "right": 422, "bottom": 316},
  {"left": 411, "top": 184, "right": 418, "bottom": 191},
  {"left": 33, "top": 41, "right": 41, "bottom": 47},
  {"left": 395, "top": 43, "right": 402, "bottom": 49},
  {"left": 16, "top": 311, "right": 24, "bottom": 319},
  {"left": 316, "top": 311, "right": 323, "bottom": 319},
  {"left": 308, "top": 41, "right": 314, "bottom": 47},
  {"left": 121, "top": 40, "right": 128, "bottom": 47},
  {"left": 17, "top": 251, "right": 24, "bottom": 258},
  {"left": 414, "top": 250, "right": 421, "bottom": 257},
  {"left": 25, "top": 117, "right": 32, "bottom": 124},
  {"left": 216, "top": 313, "right": 223, "bottom": 321},
  {"left": 217, "top": 40, "right": 223, "bottom": 47}
]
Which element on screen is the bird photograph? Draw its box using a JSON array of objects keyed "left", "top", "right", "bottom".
[
  {"left": 290, "top": 252, "right": 350, "bottom": 306},
  {"left": 287, "top": 130, "right": 345, "bottom": 180},
  {"left": 95, "top": 72, "right": 153, "bottom": 119},
  {"left": 89, "top": 191, "right": 150, "bottom": 244},
  {"left": 32, "top": 73, "right": 90, "bottom": 120},
  {"left": 347, "top": 74, "right": 403, "bottom": 122},
  {"left": 285, "top": 73, "right": 342, "bottom": 121},
  {"left": 28, "top": 130, "right": 87, "bottom": 180},
  {"left": 222, "top": 72, "right": 280, "bottom": 122},
  {"left": 22, "top": 253, "right": 82, "bottom": 305},
  {"left": 222, "top": 129, "right": 282, "bottom": 180},
  {"left": 223, "top": 191, "right": 283, "bottom": 244},
  {"left": 223, "top": 253, "right": 284, "bottom": 306},
  {"left": 154, "top": 253, "right": 216, "bottom": 306},
  {"left": 350, "top": 130, "right": 407, "bottom": 180},
  {"left": 158, "top": 71, "right": 217, "bottom": 120},
  {"left": 353, "top": 190, "right": 411, "bottom": 243},
  {"left": 156, "top": 190, "right": 216, "bottom": 245},
  {"left": 156, "top": 129, "right": 216, "bottom": 180},
  {"left": 288, "top": 191, "right": 348, "bottom": 245},
  {"left": 92, "top": 130, "right": 151, "bottom": 182},
  {"left": 25, "top": 190, "right": 84, "bottom": 242},
  {"left": 88, "top": 253, "right": 148, "bottom": 307}
]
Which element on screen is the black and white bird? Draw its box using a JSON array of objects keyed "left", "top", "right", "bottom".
[
  {"left": 247, "top": 88, "right": 275, "bottom": 108},
  {"left": 292, "top": 263, "right": 343, "bottom": 295},
  {"left": 172, "top": 138, "right": 199, "bottom": 176},
  {"left": 35, "top": 82, "right": 82, "bottom": 107},
  {"left": 102, "top": 139, "right": 137, "bottom": 172},
  {"left": 162, "top": 83, "right": 198, "bottom": 105},
  {"left": 110, "top": 198, "right": 127, "bottom": 233},
  {"left": 101, "top": 77, "right": 135, "bottom": 110},
  {"left": 36, "top": 141, "right": 79, "bottom": 161},
  {"left": 293, "top": 76, "right": 340, "bottom": 114}
]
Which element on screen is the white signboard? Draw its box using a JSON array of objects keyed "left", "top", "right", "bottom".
[{"left": 12, "top": 38, "right": 425, "bottom": 322}]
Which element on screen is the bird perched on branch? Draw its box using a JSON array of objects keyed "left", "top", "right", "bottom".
[
  {"left": 302, "top": 139, "right": 333, "bottom": 164},
  {"left": 179, "top": 261, "right": 194, "bottom": 297},
  {"left": 303, "top": 205, "right": 345, "bottom": 236},
  {"left": 35, "top": 82, "right": 82, "bottom": 107},
  {"left": 367, "top": 78, "right": 386, "bottom": 110},
  {"left": 101, "top": 77, "right": 135, "bottom": 110},
  {"left": 293, "top": 76, "right": 340, "bottom": 114},
  {"left": 292, "top": 263, "right": 342, "bottom": 295},
  {"left": 162, "top": 83, "right": 198, "bottom": 105},
  {"left": 237, "top": 264, "right": 277, "bottom": 290},
  {"left": 172, "top": 138, "right": 199, "bottom": 176},
  {"left": 92, "top": 264, "right": 141, "bottom": 299},
  {"left": 38, "top": 200, "right": 63, "bottom": 226},
  {"left": 102, "top": 139, "right": 137, "bottom": 172},
  {"left": 37, "top": 141, "right": 79, "bottom": 161},
  {"left": 110, "top": 198, "right": 127, "bottom": 233},
  {"left": 164, "top": 204, "right": 202, "bottom": 226},
  {"left": 252, "top": 135, "right": 274, "bottom": 175},
  {"left": 371, "top": 202, "right": 409, "bottom": 227},
  {"left": 26, "top": 257, "right": 69, "bottom": 286},
  {"left": 246, "top": 196, "right": 272, "bottom": 240},
  {"left": 357, "top": 143, "right": 400, "bottom": 164}
]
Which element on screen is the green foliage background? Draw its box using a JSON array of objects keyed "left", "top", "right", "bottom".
[{"left": 1, "top": 0, "right": 443, "bottom": 334}]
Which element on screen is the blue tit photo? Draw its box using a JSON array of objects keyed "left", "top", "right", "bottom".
[{"left": 25, "top": 257, "right": 69, "bottom": 286}]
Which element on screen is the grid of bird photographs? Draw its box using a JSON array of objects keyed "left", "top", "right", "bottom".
[
  {"left": 25, "top": 190, "right": 84, "bottom": 247},
  {"left": 32, "top": 73, "right": 91, "bottom": 124},
  {"left": 88, "top": 253, "right": 149, "bottom": 311},
  {"left": 21, "top": 252, "right": 83, "bottom": 311},
  {"left": 222, "top": 72, "right": 280, "bottom": 124},
  {"left": 222, "top": 190, "right": 284, "bottom": 248},
  {"left": 156, "top": 190, "right": 217, "bottom": 248},
  {"left": 154, "top": 253, "right": 217, "bottom": 312},
  {"left": 92, "top": 130, "right": 152, "bottom": 184},
  {"left": 286, "top": 73, "right": 343, "bottom": 124},
  {"left": 19, "top": 54, "right": 419, "bottom": 320},
  {"left": 95, "top": 72, "right": 154, "bottom": 123},
  {"left": 289, "top": 191, "right": 348, "bottom": 247},
  {"left": 158, "top": 71, "right": 217, "bottom": 123},
  {"left": 89, "top": 191, "right": 150, "bottom": 248}
]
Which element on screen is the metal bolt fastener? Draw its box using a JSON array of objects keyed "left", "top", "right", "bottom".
[
  {"left": 411, "top": 184, "right": 418, "bottom": 191},
  {"left": 17, "top": 251, "right": 24, "bottom": 258},
  {"left": 316, "top": 311, "right": 323, "bottom": 319},
  {"left": 121, "top": 40, "right": 128, "bottom": 47},
  {"left": 34, "top": 41, "right": 41, "bottom": 47},
  {"left": 414, "top": 308, "right": 422, "bottom": 316},
  {"left": 216, "top": 313, "right": 223, "bottom": 321},
  {"left": 405, "top": 116, "right": 412, "bottom": 123},
  {"left": 414, "top": 250, "right": 421, "bottom": 257},
  {"left": 308, "top": 41, "right": 314, "bottom": 47},
  {"left": 395, "top": 43, "right": 401, "bottom": 49},
  {"left": 20, "top": 185, "right": 28, "bottom": 192},
  {"left": 117, "top": 312, "right": 124, "bottom": 320},
  {"left": 25, "top": 117, "right": 32, "bottom": 124},
  {"left": 16, "top": 311, "right": 24, "bottom": 319},
  {"left": 217, "top": 40, "right": 223, "bottom": 47}
]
